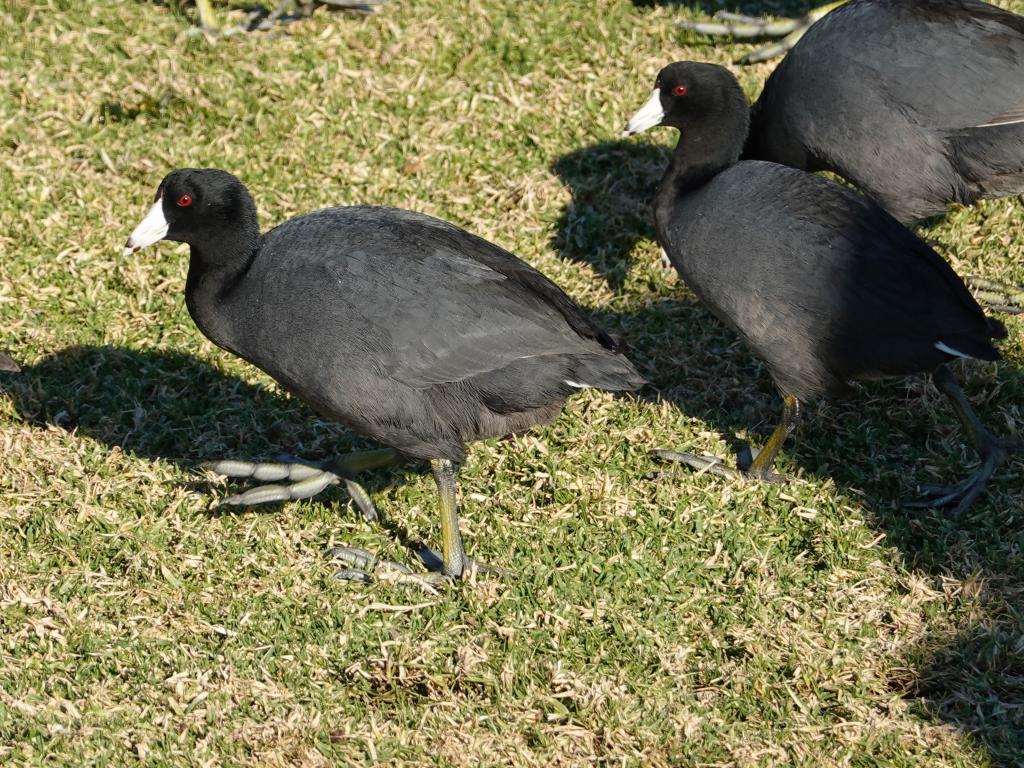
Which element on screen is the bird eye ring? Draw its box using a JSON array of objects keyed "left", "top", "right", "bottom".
[
  {"left": 673, "top": 85, "right": 687, "bottom": 96},
  {"left": 177, "top": 194, "right": 192, "bottom": 207}
]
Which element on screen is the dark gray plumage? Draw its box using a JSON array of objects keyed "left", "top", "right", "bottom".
[
  {"left": 124, "top": 169, "right": 643, "bottom": 580},
  {"left": 624, "top": 61, "right": 1017, "bottom": 511},
  {"left": 745, "top": 0, "right": 1024, "bottom": 223}
]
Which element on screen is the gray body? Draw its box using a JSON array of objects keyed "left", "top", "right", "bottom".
[
  {"left": 186, "top": 205, "right": 643, "bottom": 462},
  {"left": 746, "top": 0, "right": 1024, "bottom": 222},
  {"left": 656, "top": 160, "right": 1000, "bottom": 400}
]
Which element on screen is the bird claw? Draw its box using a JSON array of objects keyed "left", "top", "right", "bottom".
[
  {"left": 680, "top": 1, "right": 843, "bottom": 63},
  {"left": 908, "top": 444, "right": 1011, "bottom": 513},
  {"left": 203, "top": 456, "right": 385, "bottom": 520},
  {"left": 328, "top": 546, "right": 448, "bottom": 594},
  {"left": 650, "top": 449, "right": 786, "bottom": 484},
  {"left": 651, "top": 449, "right": 743, "bottom": 479},
  {"left": 965, "top": 275, "right": 1024, "bottom": 315}
]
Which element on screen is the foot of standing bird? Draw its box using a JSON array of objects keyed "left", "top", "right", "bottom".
[
  {"left": 908, "top": 436, "right": 1021, "bottom": 514},
  {"left": 202, "top": 448, "right": 402, "bottom": 521},
  {"left": 965, "top": 276, "right": 1024, "bottom": 315},
  {"left": 205, "top": 453, "right": 511, "bottom": 585},
  {"left": 650, "top": 396, "right": 799, "bottom": 485},
  {"left": 650, "top": 448, "right": 786, "bottom": 484},
  {"left": 327, "top": 545, "right": 508, "bottom": 593},
  {"left": 679, "top": 2, "right": 845, "bottom": 64},
  {"left": 907, "top": 365, "right": 1024, "bottom": 513}
]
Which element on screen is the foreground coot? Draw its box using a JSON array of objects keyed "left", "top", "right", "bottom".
[
  {"left": 624, "top": 61, "right": 1020, "bottom": 511},
  {"left": 124, "top": 169, "right": 644, "bottom": 582},
  {"left": 744, "top": 0, "right": 1024, "bottom": 224}
]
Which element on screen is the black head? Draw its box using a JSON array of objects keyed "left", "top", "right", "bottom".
[
  {"left": 622, "top": 61, "right": 750, "bottom": 146},
  {"left": 123, "top": 168, "right": 258, "bottom": 257}
]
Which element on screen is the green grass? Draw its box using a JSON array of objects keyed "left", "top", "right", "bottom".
[{"left": 2, "top": 0, "right": 1024, "bottom": 765}]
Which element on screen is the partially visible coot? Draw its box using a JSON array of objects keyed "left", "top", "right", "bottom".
[
  {"left": 744, "top": 0, "right": 1024, "bottom": 223},
  {"left": 624, "top": 61, "right": 1020, "bottom": 512},
  {"left": 124, "top": 169, "right": 644, "bottom": 583},
  {"left": 0, "top": 353, "right": 18, "bottom": 372}
]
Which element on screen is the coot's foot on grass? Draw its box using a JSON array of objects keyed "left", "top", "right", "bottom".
[
  {"left": 652, "top": 395, "right": 800, "bottom": 485},
  {"left": 966, "top": 276, "right": 1024, "bottom": 316},
  {"left": 906, "top": 366, "right": 1024, "bottom": 513},
  {"left": 204, "top": 448, "right": 401, "bottom": 520},
  {"left": 328, "top": 544, "right": 509, "bottom": 594},
  {"left": 679, "top": 2, "right": 845, "bottom": 64}
]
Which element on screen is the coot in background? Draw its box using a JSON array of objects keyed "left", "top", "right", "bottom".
[
  {"left": 623, "top": 61, "right": 1020, "bottom": 512},
  {"left": 124, "top": 169, "right": 644, "bottom": 582},
  {"left": 742, "top": 0, "right": 1024, "bottom": 224}
]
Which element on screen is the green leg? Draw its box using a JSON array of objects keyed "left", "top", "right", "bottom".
[
  {"left": 207, "top": 449, "right": 506, "bottom": 586},
  {"left": 431, "top": 459, "right": 468, "bottom": 578},
  {"left": 193, "top": 0, "right": 219, "bottom": 30},
  {"left": 653, "top": 395, "right": 801, "bottom": 484},
  {"left": 909, "top": 366, "right": 1022, "bottom": 512},
  {"left": 679, "top": 2, "right": 846, "bottom": 64},
  {"left": 745, "top": 396, "right": 801, "bottom": 479},
  {"left": 964, "top": 276, "right": 1024, "bottom": 315},
  {"left": 328, "top": 458, "right": 506, "bottom": 587}
]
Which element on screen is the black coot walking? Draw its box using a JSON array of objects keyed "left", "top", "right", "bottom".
[
  {"left": 123, "top": 169, "right": 644, "bottom": 582},
  {"left": 623, "top": 61, "right": 1019, "bottom": 512},
  {"left": 744, "top": 0, "right": 1024, "bottom": 224}
]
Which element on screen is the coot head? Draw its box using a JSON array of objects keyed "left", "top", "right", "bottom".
[
  {"left": 622, "top": 61, "right": 749, "bottom": 140},
  {"left": 123, "top": 169, "right": 256, "bottom": 256}
]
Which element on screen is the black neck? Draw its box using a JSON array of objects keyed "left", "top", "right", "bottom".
[
  {"left": 184, "top": 225, "right": 260, "bottom": 352},
  {"left": 654, "top": 112, "right": 748, "bottom": 225}
]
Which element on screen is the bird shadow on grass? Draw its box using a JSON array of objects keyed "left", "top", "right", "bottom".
[
  {"left": 550, "top": 140, "right": 669, "bottom": 290},
  {"left": 0, "top": 344, "right": 437, "bottom": 553},
  {"left": 598, "top": 297, "right": 1024, "bottom": 765}
]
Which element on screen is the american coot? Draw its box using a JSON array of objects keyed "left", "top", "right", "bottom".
[
  {"left": 680, "top": 2, "right": 845, "bottom": 64},
  {"left": 624, "top": 61, "right": 1020, "bottom": 512},
  {"left": 123, "top": 169, "right": 644, "bottom": 583},
  {"left": 744, "top": 0, "right": 1024, "bottom": 224},
  {"left": 0, "top": 353, "right": 18, "bottom": 372}
]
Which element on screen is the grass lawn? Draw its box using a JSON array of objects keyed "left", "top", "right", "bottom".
[{"left": 2, "top": 0, "right": 1024, "bottom": 765}]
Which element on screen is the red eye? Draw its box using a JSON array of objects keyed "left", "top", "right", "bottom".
[
  {"left": 673, "top": 85, "right": 687, "bottom": 96},
  {"left": 177, "top": 194, "right": 192, "bottom": 207}
]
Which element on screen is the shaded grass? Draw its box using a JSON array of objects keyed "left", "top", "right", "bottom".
[{"left": 1, "top": 0, "right": 1023, "bottom": 765}]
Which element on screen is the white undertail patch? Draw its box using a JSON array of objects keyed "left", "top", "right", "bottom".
[
  {"left": 975, "top": 115, "right": 1024, "bottom": 129},
  {"left": 564, "top": 380, "right": 593, "bottom": 389},
  {"left": 935, "top": 341, "right": 972, "bottom": 359}
]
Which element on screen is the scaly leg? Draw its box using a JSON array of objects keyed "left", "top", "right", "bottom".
[
  {"left": 204, "top": 447, "right": 401, "bottom": 520},
  {"left": 964, "top": 276, "right": 1024, "bottom": 315},
  {"left": 206, "top": 450, "right": 506, "bottom": 585},
  {"left": 653, "top": 395, "right": 802, "bottom": 483},
  {"left": 327, "top": 459, "right": 507, "bottom": 586},
  {"left": 679, "top": 2, "right": 846, "bottom": 64},
  {"left": 908, "top": 365, "right": 1022, "bottom": 512}
]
